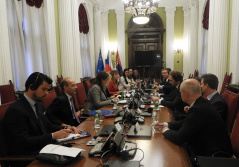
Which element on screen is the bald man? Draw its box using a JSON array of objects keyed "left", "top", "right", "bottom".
[
  {"left": 46, "top": 78, "right": 83, "bottom": 127},
  {"left": 154, "top": 79, "right": 232, "bottom": 157}
]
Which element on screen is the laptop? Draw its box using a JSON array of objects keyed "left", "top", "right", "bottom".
[
  {"left": 107, "top": 160, "right": 140, "bottom": 167},
  {"left": 127, "top": 125, "right": 152, "bottom": 138},
  {"left": 99, "top": 124, "right": 124, "bottom": 136}
]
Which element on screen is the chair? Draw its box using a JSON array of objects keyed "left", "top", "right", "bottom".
[
  {"left": 42, "top": 90, "right": 57, "bottom": 110},
  {"left": 55, "top": 83, "right": 62, "bottom": 96},
  {"left": 220, "top": 72, "right": 232, "bottom": 95},
  {"left": 231, "top": 113, "right": 239, "bottom": 158},
  {"left": 56, "top": 75, "right": 63, "bottom": 84},
  {"left": 221, "top": 90, "right": 239, "bottom": 134},
  {"left": 75, "top": 83, "right": 87, "bottom": 108},
  {"left": 0, "top": 81, "right": 16, "bottom": 104},
  {"left": 0, "top": 102, "right": 35, "bottom": 166},
  {"left": 83, "top": 79, "right": 91, "bottom": 95}
]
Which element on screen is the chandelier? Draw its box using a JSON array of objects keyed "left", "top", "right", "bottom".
[{"left": 122, "top": 0, "right": 160, "bottom": 24}]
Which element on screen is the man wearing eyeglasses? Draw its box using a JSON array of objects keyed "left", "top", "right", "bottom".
[
  {"left": 46, "top": 77, "right": 84, "bottom": 127},
  {"left": 155, "top": 68, "right": 172, "bottom": 95}
]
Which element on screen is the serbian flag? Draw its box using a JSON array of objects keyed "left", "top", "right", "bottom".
[
  {"left": 105, "top": 51, "right": 113, "bottom": 72},
  {"left": 115, "top": 49, "right": 123, "bottom": 75},
  {"left": 96, "top": 49, "right": 104, "bottom": 74}
]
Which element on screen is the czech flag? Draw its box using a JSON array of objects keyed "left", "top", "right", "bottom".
[
  {"left": 115, "top": 49, "right": 123, "bottom": 75},
  {"left": 96, "top": 49, "right": 104, "bottom": 74},
  {"left": 105, "top": 51, "right": 113, "bottom": 72}
]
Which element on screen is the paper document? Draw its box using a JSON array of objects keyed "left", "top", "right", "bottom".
[
  {"left": 118, "top": 100, "right": 128, "bottom": 104},
  {"left": 40, "top": 144, "right": 84, "bottom": 157}
]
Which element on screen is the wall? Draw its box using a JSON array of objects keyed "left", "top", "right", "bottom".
[{"left": 174, "top": 7, "right": 184, "bottom": 72}]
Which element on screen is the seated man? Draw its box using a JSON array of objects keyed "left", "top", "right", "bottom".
[
  {"left": 200, "top": 74, "right": 227, "bottom": 121},
  {"left": 154, "top": 79, "right": 232, "bottom": 157},
  {"left": 153, "top": 71, "right": 187, "bottom": 120},
  {"left": 46, "top": 77, "right": 84, "bottom": 127},
  {"left": 157, "top": 68, "right": 172, "bottom": 95},
  {"left": 3, "top": 72, "right": 80, "bottom": 166}
]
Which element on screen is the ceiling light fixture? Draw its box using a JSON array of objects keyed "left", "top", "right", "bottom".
[{"left": 122, "top": 0, "right": 160, "bottom": 24}]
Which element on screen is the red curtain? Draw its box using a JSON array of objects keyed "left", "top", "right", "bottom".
[
  {"left": 17, "top": 0, "right": 43, "bottom": 8},
  {"left": 202, "top": 0, "right": 210, "bottom": 30},
  {"left": 78, "top": 4, "right": 89, "bottom": 34}
]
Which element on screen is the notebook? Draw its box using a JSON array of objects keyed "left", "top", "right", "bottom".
[
  {"left": 89, "top": 110, "right": 113, "bottom": 115},
  {"left": 127, "top": 125, "right": 152, "bottom": 138},
  {"left": 56, "top": 130, "right": 91, "bottom": 143},
  {"left": 99, "top": 124, "right": 124, "bottom": 136}
]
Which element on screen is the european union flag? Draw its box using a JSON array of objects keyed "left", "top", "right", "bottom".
[{"left": 96, "top": 49, "right": 104, "bottom": 74}]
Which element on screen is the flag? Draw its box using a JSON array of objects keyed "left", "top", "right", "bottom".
[
  {"left": 115, "top": 49, "right": 123, "bottom": 75},
  {"left": 96, "top": 49, "right": 104, "bottom": 74},
  {"left": 105, "top": 51, "right": 113, "bottom": 72}
]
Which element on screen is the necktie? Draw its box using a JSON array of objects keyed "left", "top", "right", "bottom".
[
  {"left": 70, "top": 97, "right": 80, "bottom": 124},
  {"left": 35, "top": 103, "right": 47, "bottom": 134}
]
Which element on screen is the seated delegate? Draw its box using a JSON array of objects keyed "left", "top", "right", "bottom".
[
  {"left": 118, "top": 68, "right": 131, "bottom": 90},
  {"left": 107, "top": 70, "right": 121, "bottom": 95},
  {"left": 153, "top": 79, "right": 232, "bottom": 158},
  {"left": 46, "top": 77, "right": 84, "bottom": 127},
  {"left": 85, "top": 71, "right": 118, "bottom": 113},
  {"left": 3, "top": 72, "right": 81, "bottom": 166}
]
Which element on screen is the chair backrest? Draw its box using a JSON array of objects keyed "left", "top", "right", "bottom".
[
  {"left": 55, "top": 83, "right": 63, "bottom": 96},
  {"left": 42, "top": 90, "right": 57, "bottom": 110},
  {"left": 0, "top": 82, "right": 16, "bottom": 104},
  {"left": 221, "top": 90, "right": 239, "bottom": 133},
  {"left": 220, "top": 72, "right": 232, "bottom": 95},
  {"left": 0, "top": 102, "right": 13, "bottom": 156},
  {"left": 231, "top": 113, "right": 239, "bottom": 157},
  {"left": 83, "top": 79, "right": 91, "bottom": 95},
  {"left": 56, "top": 75, "right": 63, "bottom": 84},
  {"left": 75, "top": 83, "right": 87, "bottom": 108}
]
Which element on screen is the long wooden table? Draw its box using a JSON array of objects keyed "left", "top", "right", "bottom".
[{"left": 28, "top": 105, "right": 191, "bottom": 167}]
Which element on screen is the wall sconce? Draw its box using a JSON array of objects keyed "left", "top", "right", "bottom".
[{"left": 174, "top": 41, "right": 183, "bottom": 53}]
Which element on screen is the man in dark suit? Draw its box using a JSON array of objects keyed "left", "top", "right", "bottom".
[
  {"left": 157, "top": 68, "right": 172, "bottom": 95},
  {"left": 201, "top": 74, "right": 227, "bottom": 121},
  {"left": 3, "top": 72, "right": 80, "bottom": 166},
  {"left": 153, "top": 71, "right": 187, "bottom": 120},
  {"left": 153, "top": 79, "right": 232, "bottom": 157},
  {"left": 46, "top": 77, "right": 84, "bottom": 127}
]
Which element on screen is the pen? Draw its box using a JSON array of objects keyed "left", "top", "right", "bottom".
[
  {"left": 156, "top": 125, "right": 163, "bottom": 126},
  {"left": 65, "top": 142, "right": 77, "bottom": 144}
]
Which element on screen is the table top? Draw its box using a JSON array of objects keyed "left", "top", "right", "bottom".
[{"left": 27, "top": 105, "right": 191, "bottom": 167}]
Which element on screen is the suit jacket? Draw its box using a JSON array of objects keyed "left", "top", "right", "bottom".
[
  {"left": 85, "top": 84, "right": 112, "bottom": 113},
  {"left": 118, "top": 76, "right": 130, "bottom": 90},
  {"left": 107, "top": 79, "right": 118, "bottom": 95},
  {"left": 163, "top": 96, "right": 232, "bottom": 157},
  {"left": 209, "top": 92, "right": 227, "bottom": 122},
  {"left": 159, "top": 79, "right": 172, "bottom": 95},
  {"left": 161, "top": 83, "right": 187, "bottom": 120},
  {"left": 160, "top": 83, "right": 180, "bottom": 101},
  {"left": 3, "top": 96, "right": 61, "bottom": 156},
  {"left": 46, "top": 93, "right": 79, "bottom": 126}
]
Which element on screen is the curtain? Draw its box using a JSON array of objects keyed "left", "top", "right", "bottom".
[
  {"left": 79, "top": 4, "right": 92, "bottom": 77},
  {"left": 7, "top": 0, "right": 49, "bottom": 90}
]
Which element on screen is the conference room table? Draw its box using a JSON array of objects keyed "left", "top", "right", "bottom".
[{"left": 28, "top": 105, "right": 191, "bottom": 167}]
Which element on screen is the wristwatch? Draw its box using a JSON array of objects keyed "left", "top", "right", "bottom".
[{"left": 63, "top": 125, "right": 71, "bottom": 129}]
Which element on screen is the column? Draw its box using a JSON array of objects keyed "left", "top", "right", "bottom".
[
  {"left": 229, "top": 0, "right": 239, "bottom": 84},
  {"left": 165, "top": 6, "right": 176, "bottom": 70},
  {"left": 207, "top": 0, "right": 229, "bottom": 91},
  {"left": 43, "top": 0, "right": 58, "bottom": 85},
  {"left": 115, "top": 9, "right": 126, "bottom": 69},
  {"left": 0, "top": 0, "right": 13, "bottom": 84}
]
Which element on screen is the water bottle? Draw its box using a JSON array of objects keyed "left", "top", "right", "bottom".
[
  {"left": 94, "top": 111, "right": 100, "bottom": 137},
  {"left": 121, "top": 91, "right": 124, "bottom": 100},
  {"left": 154, "top": 99, "right": 159, "bottom": 111},
  {"left": 152, "top": 111, "right": 157, "bottom": 124}
]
